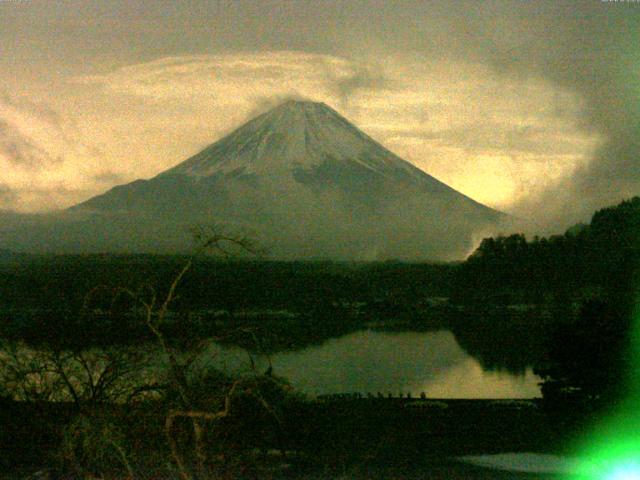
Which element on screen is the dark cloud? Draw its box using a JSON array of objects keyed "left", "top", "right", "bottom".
[
  {"left": 432, "top": 123, "right": 584, "bottom": 158},
  {"left": 323, "top": 62, "right": 394, "bottom": 109},
  {"left": 379, "top": 3, "right": 639, "bottom": 229},
  {"left": 0, "top": 92, "right": 70, "bottom": 169},
  {"left": 0, "top": 119, "right": 55, "bottom": 167},
  {"left": 243, "top": 93, "right": 313, "bottom": 120},
  {"left": 0, "top": 90, "right": 64, "bottom": 127},
  {"left": 1, "top": 0, "right": 638, "bottom": 228},
  {"left": 242, "top": 61, "right": 394, "bottom": 121},
  {"left": 450, "top": 2, "right": 640, "bottom": 229}
]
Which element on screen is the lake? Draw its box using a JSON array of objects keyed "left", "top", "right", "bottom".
[{"left": 206, "top": 329, "right": 542, "bottom": 398}]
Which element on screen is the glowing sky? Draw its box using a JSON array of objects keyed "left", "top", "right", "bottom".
[{"left": 1, "top": 1, "right": 638, "bottom": 233}]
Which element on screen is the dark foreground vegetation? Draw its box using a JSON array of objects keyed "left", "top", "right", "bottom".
[
  {"left": 1, "top": 197, "right": 638, "bottom": 478},
  {"left": 2, "top": 397, "right": 560, "bottom": 479}
]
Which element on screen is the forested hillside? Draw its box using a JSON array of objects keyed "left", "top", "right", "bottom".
[{"left": 458, "top": 196, "right": 640, "bottom": 306}]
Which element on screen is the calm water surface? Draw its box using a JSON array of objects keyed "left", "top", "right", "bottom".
[{"left": 208, "top": 330, "right": 541, "bottom": 398}]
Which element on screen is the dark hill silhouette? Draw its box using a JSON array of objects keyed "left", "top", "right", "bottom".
[{"left": 457, "top": 196, "right": 640, "bottom": 305}]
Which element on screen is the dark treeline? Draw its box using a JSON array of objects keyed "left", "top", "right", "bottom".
[
  {"left": 0, "top": 257, "right": 456, "bottom": 351},
  {"left": 0, "top": 197, "right": 638, "bottom": 361},
  {"left": 4, "top": 198, "right": 639, "bottom": 316},
  {"left": 1, "top": 198, "right": 639, "bottom": 477},
  {"left": 1, "top": 197, "right": 639, "bottom": 357},
  {"left": 0, "top": 257, "right": 455, "bottom": 313},
  {"left": 457, "top": 196, "right": 640, "bottom": 307},
  {"left": 458, "top": 198, "right": 640, "bottom": 416}
]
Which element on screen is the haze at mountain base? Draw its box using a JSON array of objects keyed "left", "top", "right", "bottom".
[{"left": 1, "top": 101, "right": 508, "bottom": 260}]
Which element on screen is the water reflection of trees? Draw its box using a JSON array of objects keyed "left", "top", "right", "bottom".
[
  {"left": 217, "top": 308, "right": 555, "bottom": 378},
  {"left": 0, "top": 305, "right": 559, "bottom": 379},
  {"left": 449, "top": 310, "right": 551, "bottom": 376}
]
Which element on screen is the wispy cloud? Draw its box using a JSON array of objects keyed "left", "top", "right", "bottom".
[
  {"left": 0, "top": 50, "right": 602, "bottom": 218},
  {"left": 68, "top": 51, "right": 595, "bottom": 214},
  {"left": 0, "top": 92, "right": 103, "bottom": 211},
  {"left": 0, "top": 118, "right": 57, "bottom": 168},
  {"left": 0, "top": 1, "right": 637, "bottom": 230},
  {"left": 322, "top": 60, "right": 394, "bottom": 110}
]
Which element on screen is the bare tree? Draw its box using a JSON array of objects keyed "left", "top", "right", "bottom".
[
  {"left": 0, "top": 224, "right": 288, "bottom": 479},
  {"left": 112, "top": 224, "right": 285, "bottom": 480},
  {"left": 0, "top": 342, "right": 147, "bottom": 407}
]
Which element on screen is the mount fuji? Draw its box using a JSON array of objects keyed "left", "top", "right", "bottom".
[{"left": 3, "top": 101, "right": 507, "bottom": 260}]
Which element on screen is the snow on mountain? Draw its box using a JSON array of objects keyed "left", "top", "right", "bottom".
[
  {"left": 160, "top": 100, "right": 474, "bottom": 202},
  {"left": 5, "top": 100, "right": 508, "bottom": 259},
  {"left": 166, "top": 101, "right": 425, "bottom": 181}
]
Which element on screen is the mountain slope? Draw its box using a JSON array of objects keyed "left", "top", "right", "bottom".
[
  {"left": 80, "top": 101, "right": 492, "bottom": 213},
  {"left": 6, "top": 101, "right": 507, "bottom": 260}
]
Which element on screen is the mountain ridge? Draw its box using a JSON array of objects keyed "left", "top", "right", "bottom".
[
  {"left": 6, "top": 100, "right": 508, "bottom": 260},
  {"left": 78, "top": 100, "right": 499, "bottom": 218}
]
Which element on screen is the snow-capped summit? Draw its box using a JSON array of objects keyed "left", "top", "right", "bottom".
[
  {"left": 163, "top": 100, "right": 439, "bottom": 188},
  {"left": 154, "top": 99, "right": 482, "bottom": 208},
  {"left": 7, "top": 100, "right": 508, "bottom": 260}
]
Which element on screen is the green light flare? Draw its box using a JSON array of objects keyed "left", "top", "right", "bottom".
[
  {"left": 569, "top": 305, "right": 640, "bottom": 479},
  {"left": 605, "top": 462, "right": 640, "bottom": 480},
  {"left": 574, "top": 431, "right": 640, "bottom": 479}
]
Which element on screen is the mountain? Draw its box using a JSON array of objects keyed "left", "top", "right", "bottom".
[{"left": 2, "top": 101, "right": 507, "bottom": 260}]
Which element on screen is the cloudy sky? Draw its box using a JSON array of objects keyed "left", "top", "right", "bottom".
[{"left": 0, "top": 0, "right": 638, "bottom": 232}]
